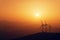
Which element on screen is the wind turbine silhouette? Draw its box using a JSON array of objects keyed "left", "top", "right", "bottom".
[{"left": 41, "top": 20, "right": 51, "bottom": 33}]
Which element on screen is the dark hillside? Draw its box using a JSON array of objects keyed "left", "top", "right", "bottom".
[{"left": 13, "top": 32, "right": 60, "bottom": 40}]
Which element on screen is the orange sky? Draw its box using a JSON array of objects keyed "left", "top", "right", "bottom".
[
  {"left": 0, "top": 0, "right": 60, "bottom": 33},
  {"left": 0, "top": 0, "right": 60, "bottom": 39}
]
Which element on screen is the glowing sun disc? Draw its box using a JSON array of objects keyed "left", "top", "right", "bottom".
[{"left": 35, "top": 13, "right": 40, "bottom": 16}]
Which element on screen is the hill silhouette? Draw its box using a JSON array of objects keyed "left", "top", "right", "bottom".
[
  {"left": 0, "top": 20, "right": 60, "bottom": 40},
  {"left": 13, "top": 32, "right": 60, "bottom": 40}
]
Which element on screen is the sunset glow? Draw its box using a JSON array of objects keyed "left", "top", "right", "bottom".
[
  {"left": 0, "top": 1, "right": 60, "bottom": 39},
  {"left": 35, "top": 13, "right": 40, "bottom": 17},
  {"left": 0, "top": 0, "right": 60, "bottom": 26}
]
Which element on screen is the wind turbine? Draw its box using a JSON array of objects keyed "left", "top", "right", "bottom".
[{"left": 41, "top": 20, "right": 51, "bottom": 33}]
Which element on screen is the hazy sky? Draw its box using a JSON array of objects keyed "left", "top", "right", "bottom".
[
  {"left": 0, "top": 0, "right": 60, "bottom": 39},
  {"left": 0, "top": 0, "right": 60, "bottom": 33},
  {"left": 0, "top": 1, "right": 60, "bottom": 20}
]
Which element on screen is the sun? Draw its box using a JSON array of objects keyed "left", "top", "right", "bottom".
[
  {"left": 35, "top": 13, "right": 40, "bottom": 17},
  {"left": 34, "top": 12, "right": 41, "bottom": 17},
  {"left": 34, "top": 12, "right": 42, "bottom": 19}
]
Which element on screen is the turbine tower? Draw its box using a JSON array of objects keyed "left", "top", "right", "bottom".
[
  {"left": 41, "top": 20, "right": 44, "bottom": 32},
  {"left": 41, "top": 20, "right": 51, "bottom": 33}
]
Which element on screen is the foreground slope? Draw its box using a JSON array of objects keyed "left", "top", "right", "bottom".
[{"left": 13, "top": 32, "right": 60, "bottom": 40}]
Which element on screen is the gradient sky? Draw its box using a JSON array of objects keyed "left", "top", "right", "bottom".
[
  {"left": 0, "top": 0, "right": 60, "bottom": 20},
  {"left": 0, "top": 0, "right": 60, "bottom": 39},
  {"left": 0, "top": 0, "right": 60, "bottom": 37}
]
